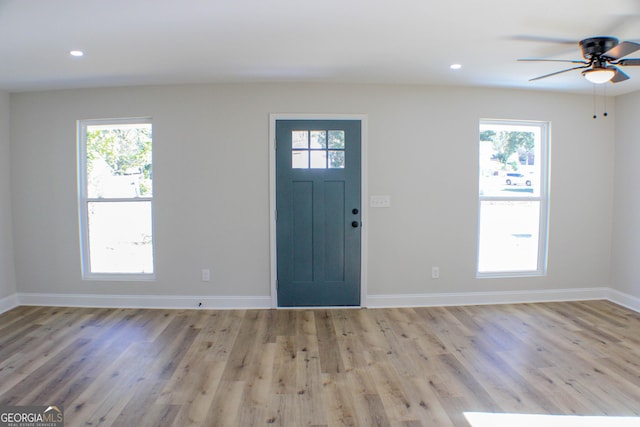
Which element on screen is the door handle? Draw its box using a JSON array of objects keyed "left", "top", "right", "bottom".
[{"left": 351, "top": 221, "right": 360, "bottom": 228}]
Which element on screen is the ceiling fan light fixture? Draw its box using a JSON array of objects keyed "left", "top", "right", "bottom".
[{"left": 582, "top": 67, "right": 615, "bottom": 84}]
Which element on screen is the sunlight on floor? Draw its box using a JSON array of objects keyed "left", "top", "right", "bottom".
[{"left": 464, "top": 412, "right": 640, "bottom": 426}]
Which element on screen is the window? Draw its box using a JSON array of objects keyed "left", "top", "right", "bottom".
[
  {"left": 477, "top": 120, "right": 549, "bottom": 277},
  {"left": 78, "top": 118, "right": 154, "bottom": 279},
  {"left": 291, "top": 130, "right": 345, "bottom": 169}
]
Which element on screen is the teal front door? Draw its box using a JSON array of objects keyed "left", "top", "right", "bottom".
[{"left": 276, "top": 120, "right": 361, "bottom": 307}]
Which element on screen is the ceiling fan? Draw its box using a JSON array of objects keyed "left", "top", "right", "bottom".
[{"left": 519, "top": 36, "right": 640, "bottom": 84}]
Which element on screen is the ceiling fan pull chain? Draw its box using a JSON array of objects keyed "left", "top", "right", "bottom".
[
  {"left": 603, "top": 84, "right": 608, "bottom": 117},
  {"left": 593, "top": 84, "right": 597, "bottom": 119}
]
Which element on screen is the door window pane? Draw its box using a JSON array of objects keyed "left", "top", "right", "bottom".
[
  {"left": 328, "top": 151, "right": 345, "bottom": 169},
  {"left": 328, "top": 130, "right": 345, "bottom": 149},
  {"left": 310, "top": 151, "right": 327, "bottom": 168},
  {"left": 292, "top": 151, "right": 309, "bottom": 169},
  {"left": 292, "top": 131, "right": 308, "bottom": 148},
  {"left": 310, "top": 130, "right": 327, "bottom": 149}
]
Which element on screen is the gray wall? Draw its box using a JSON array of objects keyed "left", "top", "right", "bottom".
[
  {"left": 0, "top": 90, "right": 16, "bottom": 299},
  {"left": 9, "top": 83, "right": 615, "bottom": 301},
  {"left": 612, "top": 91, "right": 640, "bottom": 300}
]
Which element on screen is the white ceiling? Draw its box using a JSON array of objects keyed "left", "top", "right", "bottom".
[{"left": 2, "top": 0, "right": 640, "bottom": 95}]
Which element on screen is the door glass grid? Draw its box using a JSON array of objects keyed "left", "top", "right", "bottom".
[{"left": 292, "top": 130, "right": 345, "bottom": 169}]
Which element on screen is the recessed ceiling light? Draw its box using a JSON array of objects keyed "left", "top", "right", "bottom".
[
  {"left": 450, "top": 63, "right": 462, "bottom": 70},
  {"left": 70, "top": 50, "right": 84, "bottom": 57}
]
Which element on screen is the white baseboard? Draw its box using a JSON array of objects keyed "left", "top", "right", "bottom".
[
  {"left": 606, "top": 289, "right": 640, "bottom": 313},
  {"left": 16, "top": 292, "right": 273, "bottom": 310},
  {"left": 0, "top": 293, "right": 19, "bottom": 314},
  {"left": 366, "top": 287, "right": 609, "bottom": 308},
  {"left": 2, "top": 287, "right": 638, "bottom": 314}
]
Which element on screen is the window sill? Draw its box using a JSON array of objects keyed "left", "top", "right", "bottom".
[{"left": 82, "top": 273, "right": 156, "bottom": 282}]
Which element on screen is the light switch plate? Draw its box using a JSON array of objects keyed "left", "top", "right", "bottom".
[{"left": 370, "top": 195, "right": 391, "bottom": 208}]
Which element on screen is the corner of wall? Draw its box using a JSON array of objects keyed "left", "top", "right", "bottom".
[
  {"left": 0, "top": 293, "right": 19, "bottom": 314},
  {"left": 610, "top": 91, "right": 640, "bottom": 301},
  {"left": 0, "top": 89, "right": 17, "bottom": 300}
]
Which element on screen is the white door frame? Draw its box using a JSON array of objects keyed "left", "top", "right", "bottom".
[{"left": 269, "top": 113, "right": 369, "bottom": 308}]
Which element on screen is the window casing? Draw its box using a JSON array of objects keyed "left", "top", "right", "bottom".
[
  {"left": 477, "top": 120, "right": 549, "bottom": 277},
  {"left": 78, "top": 118, "right": 155, "bottom": 280}
]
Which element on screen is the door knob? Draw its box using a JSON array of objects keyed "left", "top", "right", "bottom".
[{"left": 351, "top": 221, "right": 359, "bottom": 228}]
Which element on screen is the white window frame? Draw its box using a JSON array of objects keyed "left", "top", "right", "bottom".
[
  {"left": 477, "top": 119, "right": 550, "bottom": 278},
  {"left": 77, "top": 117, "right": 155, "bottom": 281}
]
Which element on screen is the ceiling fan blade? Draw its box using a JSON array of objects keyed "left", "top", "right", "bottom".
[
  {"left": 603, "top": 41, "right": 640, "bottom": 59},
  {"left": 510, "top": 35, "right": 579, "bottom": 59},
  {"left": 528, "top": 65, "right": 590, "bottom": 81},
  {"left": 617, "top": 58, "right": 640, "bottom": 66},
  {"left": 511, "top": 35, "right": 577, "bottom": 45},
  {"left": 611, "top": 66, "right": 630, "bottom": 83},
  {"left": 518, "top": 58, "right": 588, "bottom": 64}
]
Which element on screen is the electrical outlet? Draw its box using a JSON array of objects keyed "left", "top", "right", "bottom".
[
  {"left": 431, "top": 266, "right": 440, "bottom": 279},
  {"left": 201, "top": 269, "right": 211, "bottom": 282}
]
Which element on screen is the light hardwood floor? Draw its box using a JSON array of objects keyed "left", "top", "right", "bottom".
[{"left": 1, "top": 300, "right": 640, "bottom": 426}]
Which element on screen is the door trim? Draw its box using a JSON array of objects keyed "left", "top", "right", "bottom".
[{"left": 269, "top": 113, "right": 368, "bottom": 308}]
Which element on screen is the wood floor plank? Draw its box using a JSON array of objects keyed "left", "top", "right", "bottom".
[
  {"left": 368, "top": 361, "right": 415, "bottom": 424},
  {"left": 295, "top": 347, "right": 328, "bottom": 426},
  {"left": 201, "top": 310, "right": 245, "bottom": 363},
  {"left": 221, "top": 310, "right": 269, "bottom": 382},
  {"left": 168, "top": 360, "right": 226, "bottom": 427},
  {"left": 234, "top": 342, "right": 277, "bottom": 426},
  {"left": 401, "top": 365, "right": 457, "bottom": 427},
  {"left": 322, "top": 373, "right": 359, "bottom": 426},
  {"left": 316, "top": 310, "right": 346, "bottom": 374},
  {"left": 202, "top": 380, "right": 244, "bottom": 427},
  {"left": 2, "top": 301, "right": 640, "bottom": 426}
]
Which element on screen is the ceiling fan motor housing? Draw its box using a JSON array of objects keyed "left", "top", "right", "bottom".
[{"left": 579, "top": 37, "right": 619, "bottom": 60}]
